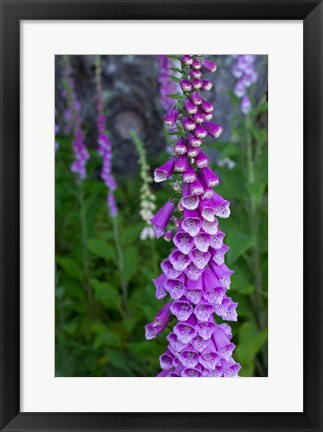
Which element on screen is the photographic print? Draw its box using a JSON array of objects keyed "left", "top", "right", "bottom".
[{"left": 55, "top": 54, "right": 268, "bottom": 378}]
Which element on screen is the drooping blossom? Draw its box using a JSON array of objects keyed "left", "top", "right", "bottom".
[
  {"left": 232, "top": 55, "right": 258, "bottom": 114},
  {"left": 131, "top": 131, "right": 157, "bottom": 240},
  {"left": 95, "top": 55, "right": 118, "bottom": 217},
  {"left": 146, "top": 55, "right": 241, "bottom": 378},
  {"left": 61, "top": 56, "right": 89, "bottom": 181}
]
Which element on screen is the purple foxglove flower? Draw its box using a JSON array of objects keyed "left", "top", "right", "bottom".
[
  {"left": 180, "top": 79, "right": 193, "bottom": 92},
  {"left": 173, "top": 228, "right": 195, "bottom": 254},
  {"left": 196, "top": 321, "right": 216, "bottom": 340},
  {"left": 221, "top": 359, "right": 241, "bottom": 377},
  {"left": 202, "top": 266, "right": 220, "bottom": 291},
  {"left": 202, "top": 219, "right": 218, "bottom": 235},
  {"left": 190, "top": 248, "right": 211, "bottom": 269},
  {"left": 203, "top": 121, "right": 223, "bottom": 139},
  {"left": 204, "top": 286, "right": 226, "bottom": 305},
  {"left": 195, "top": 150, "right": 209, "bottom": 168},
  {"left": 192, "top": 111, "right": 205, "bottom": 123},
  {"left": 211, "top": 192, "right": 231, "bottom": 218},
  {"left": 164, "top": 107, "right": 178, "bottom": 127},
  {"left": 234, "top": 80, "right": 246, "bottom": 98},
  {"left": 212, "top": 244, "right": 230, "bottom": 265},
  {"left": 202, "top": 187, "right": 216, "bottom": 200},
  {"left": 165, "top": 278, "right": 186, "bottom": 300},
  {"left": 145, "top": 302, "right": 171, "bottom": 340},
  {"left": 181, "top": 367, "right": 203, "bottom": 377},
  {"left": 215, "top": 296, "right": 238, "bottom": 322},
  {"left": 187, "top": 145, "right": 200, "bottom": 158},
  {"left": 201, "top": 80, "right": 213, "bottom": 91},
  {"left": 194, "top": 232, "right": 211, "bottom": 252},
  {"left": 194, "top": 124, "right": 207, "bottom": 139},
  {"left": 153, "top": 273, "right": 168, "bottom": 299},
  {"left": 199, "top": 199, "right": 216, "bottom": 222},
  {"left": 169, "top": 248, "right": 191, "bottom": 271},
  {"left": 179, "top": 349, "right": 200, "bottom": 368},
  {"left": 150, "top": 200, "right": 175, "bottom": 238},
  {"left": 192, "top": 78, "right": 203, "bottom": 89},
  {"left": 182, "top": 116, "right": 196, "bottom": 131},
  {"left": 185, "top": 262, "right": 203, "bottom": 281},
  {"left": 161, "top": 258, "right": 182, "bottom": 280},
  {"left": 167, "top": 332, "right": 189, "bottom": 352},
  {"left": 190, "top": 177, "right": 205, "bottom": 195},
  {"left": 209, "top": 230, "right": 225, "bottom": 250},
  {"left": 182, "top": 165, "right": 197, "bottom": 183},
  {"left": 191, "top": 335, "right": 210, "bottom": 352},
  {"left": 201, "top": 58, "right": 217, "bottom": 72},
  {"left": 200, "top": 348, "right": 220, "bottom": 370},
  {"left": 182, "top": 208, "right": 202, "bottom": 236},
  {"left": 200, "top": 99, "right": 214, "bottom": 113},
  {"left": 62, "top": 56, "right": 89, "bottom": 182},
  {"left": 188, "top": 133, "right": 202, "bottom": 148},
  {"left": 191, "top": 58, "right": 202, "bottom": 69},
  {"left": 182, "top": 55, "right": 193, "bottom": 65},
  {"left": 160, "top": 350, "right": 175, "bottom": 369},
  {"left": 174, "top": 322, "right": 197, "bottom": 344},
  {"left": 191, "top": 91, "right": 202, "bottom": 105},
  {"left": 174, "top": 138, "right": 187, "bottom": 155},
  {"left": 241, "top": 95, "right": 252, "bottom": 114},
  {"left": 164, "top": 230, "right": 174, "bottom": 242},
  {"left": 199, "top": 166, "right": 220, "bottom": 187},
  {"left": 209, "top": 262, "right": 233, "bottom": 289},
  {"left": 170, "top": 300, "right": 193, "bottom": 321},
  {"left": 182, "top": 185, "right": 200, "bottom": 210},
  {"left": 203, "top": 112, "right": 213, "bottom": 121},
  {"left": 174, "top": 155, "right": 189, "bottom": 173},
  {"left": 154, "top": 157, "right": 176, "bottom": 182},
  {"left": 147, "top": 55, "right": 239, "bottom": 378},
  {"left": 184, "top": 98, "right": 198, "bottom": 115},
  {"left": 186, "top": 288, "right": 204, "bottom": 305},
  {"left": 190, "top": 69, "right": 202, "bottom": 79}
]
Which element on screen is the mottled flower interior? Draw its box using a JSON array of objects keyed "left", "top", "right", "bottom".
[{"left": 146, "top": 55, "right": 241, "bottom": 378}]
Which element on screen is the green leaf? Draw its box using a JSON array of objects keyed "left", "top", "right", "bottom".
[
  {"left": 121, "top": 223, "right": 145, "bottom": 246},
  {"left": 167, "top": 93, "right": 182, "bottom": 100},
  {"left": 169, "top": 75, "right": 180, "bottom": 83},
  {"left": 123, "top": 246, "right": 138, "bottom": 281},
  {"left": 88, "top": 238, "right": 116, "bottom": 262},
  {"left": 226, "top": 231, "right": 255, "bottom": 264},
  {"left": 56, "top": 257, "right": 83, "bottom": 282},
  {"left": 90, "top": 278, "right": 122, "bottom": 312},
  {"left": 230, "top": 270, "right": 255, "bottom": 294},
  {"left": 235, "top": 322, "right": 268, "bottom": 377},
  {"left": 105, "top": 348, "right": 133, "bottom": 375},
  {"left": 219, "top": 143, "right": 242, "bottom": 159}
]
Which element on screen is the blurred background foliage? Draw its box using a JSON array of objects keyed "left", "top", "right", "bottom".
[{"left": 55, "top": 55, "right": 268, "bottom": 377}]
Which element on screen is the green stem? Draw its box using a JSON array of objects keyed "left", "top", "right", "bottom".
[
  {"left": 112, "top": 216, "right": 128, "bottom": 312},
  {"left": 150, "top": 238, "right": 158, "bottom": 275},
  {"left": 79, "top": 182, "right": 92, "bottom": 302}
]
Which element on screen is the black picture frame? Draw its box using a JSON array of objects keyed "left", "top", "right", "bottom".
[{"left": 0, "top": 1, "right": 322, "bottom": 431}]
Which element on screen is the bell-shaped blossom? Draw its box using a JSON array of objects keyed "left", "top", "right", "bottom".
[
  {"left": 145, "top": 302, "right": 171, "bottom": 340},
  {"left": 150, "top": 200, "right": 175, "bottom": 238},
  {"left": 154, "top": 157, "right": 176, "bottom": 182},
  {"left": 203, "top": 121, "right": 224, "bottom": 139}
]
